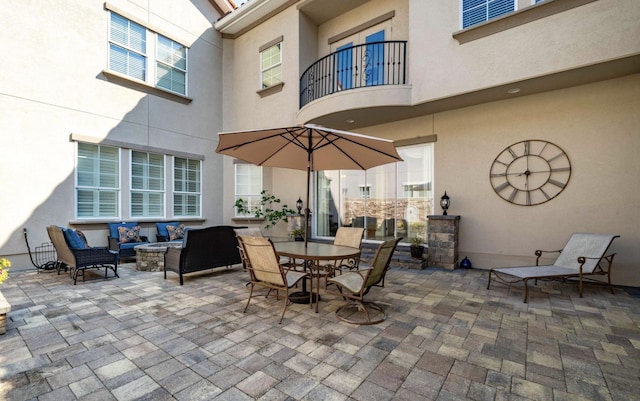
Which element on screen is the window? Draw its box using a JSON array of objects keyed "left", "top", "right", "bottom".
[
  {"left": 108, "top": 11, "right": 188, "bottom": 95},
  {"left": 174, "top": 157, "right": 201, "bottom": 217},
  {"left": 157, "top": 35, "right": 187, "bottom": 95},
  {"left": 260, "top": 42, "right": 282, "bottom": 89},
  {"left": 315, "top": 143, "right": 434, "bottom": 243},
  {"left": 235, "top": 163, "right": 263, "bottom": 216},
  {"left": 131, "top": 151, "right": 164, "bottom": 217},
  {"left": 109, "top": 13, "right": 146, "bottom": 80},
  {"left": 462, "top": 0, "right": 515, "bottom": 29},
  {"left": 76, "top": 143, "right": 120, "bottom": 218}
]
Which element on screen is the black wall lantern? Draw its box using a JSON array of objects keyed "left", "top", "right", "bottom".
[
  {"left": 296, "top": 197, "right": 303, "bottom": 215},
  {"left": 440, "top": 191, "right": 450, "bottom": 215}
]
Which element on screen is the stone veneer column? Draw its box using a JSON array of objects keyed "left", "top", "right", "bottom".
[{"left": 427, "top": 215, "right": 460, "bottom": 270}]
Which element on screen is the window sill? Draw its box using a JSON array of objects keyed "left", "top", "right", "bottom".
[
  {"left": 453, "top": 0, "right": 597, "bottom": 44},
  {"left": 257, "top": 82, "right": 285, "bottom": 98},
  {"left": 101, "top": 70, "right": 193, "bottom": 104},
  {"left": 232, "top": 217, "right": 265, "bottom": 224},
  {"left": 70, "top": 218, "right": 206, "bottom": 226}
]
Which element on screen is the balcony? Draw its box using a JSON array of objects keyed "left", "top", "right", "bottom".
[{"left": 299, "top": 41, "right": 407, "bottom": 109}]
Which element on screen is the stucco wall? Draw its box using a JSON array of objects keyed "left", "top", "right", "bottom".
[
  {"left": 0, "top": 0, "right": 227, "bottom": 268},
  {"left": 363, "top": 74, "right": 640, "bottom": 287}
]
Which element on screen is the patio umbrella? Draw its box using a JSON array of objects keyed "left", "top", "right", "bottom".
[{"left": 215, "top": 124, "right": 403, "bottom": 246}]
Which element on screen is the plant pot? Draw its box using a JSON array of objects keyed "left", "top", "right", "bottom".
[
  {"left": 294, "top": 236, "right": 304, "bottom": 242},
  {"left": 410, "top": 245, "right": 424, "bottom": 259}
]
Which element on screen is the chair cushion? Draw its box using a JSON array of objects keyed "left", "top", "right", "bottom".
[
  {"left": 108, "top": 222, "right": 140, "bottom": 239},
  {"left": 156, "top": 222, "right": 179, "bottom": 239},
  {"left": 118, "top": 225, "right": 143, "bottom": 243},
  {"left": 63, "top": 228, "right": 89, "bottom": 250},
  {"left": 166, "top": 224, "right": 185, "bottom": 241}
]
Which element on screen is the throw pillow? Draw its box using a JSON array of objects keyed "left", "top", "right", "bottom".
[
  {"left": 64, "top": 228, "right": 89, "bottom": 249},
  {"left": 75, "top": 229, "right": 90, "bottom": 248},
  {"left": 118, "top": 225, "right": 142, "bottom": 243},
  {"left": 166, "top": 224, "right": 185, "bottom": 241}
]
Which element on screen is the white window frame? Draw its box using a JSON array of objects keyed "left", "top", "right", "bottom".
[
  {"left": 109, "top": 12, "right": 147, "bottom": 81},
  {"left": 173, "top": 157, "right": 202, "bottom": 218},
  {"left": 76, "top": 143, "right": 121, "bottom": 219},
  {"left": 156, "top": 34, "right": 188, "bottom": 95},
  {"left": 461, "top": 0, "right": 517, "bottom": 29},
  {"left": 235, "top": 163, "right": 263, "bottom": 217},
  {"left": 108, "top": 11, "right": 189, "bottom": 96},
  {"left": 130, "top": 151, "right": 165, "bottom": 218},
  {"left": 260, "top": 42, "right": 283, "bottom": 89}
]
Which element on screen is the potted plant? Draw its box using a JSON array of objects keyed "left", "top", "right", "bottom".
[
  {"left": 234, "top": 190, "right": 296, "bottom": 231},
  {"left": 289, "top": 228, "right": 306, "bottom": 242},
  {"left": 409, "top": 237, "right": 424, "bottom": 259},
  {"left": 0, "top": 257, "right": 11, "bottom": 335}
]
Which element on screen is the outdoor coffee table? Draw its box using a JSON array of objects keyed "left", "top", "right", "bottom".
[
  {"left": 134, "top": 242, "right": 182, "bottom": 272},
  {"left": 274, "top": 242, "right": 361, "bottom": 313}
]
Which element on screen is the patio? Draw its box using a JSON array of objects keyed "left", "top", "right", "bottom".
[{"left": 1, "top": 262, "right": 639, "bottom": 400}]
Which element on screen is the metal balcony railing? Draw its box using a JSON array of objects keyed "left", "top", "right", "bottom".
[{"left": 299, "top": 41, "right": 407, "bottom": 108}]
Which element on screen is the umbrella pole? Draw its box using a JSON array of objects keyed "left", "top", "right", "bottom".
[{"left": 304, "top": 131, "right": 311, "bottom": 248}]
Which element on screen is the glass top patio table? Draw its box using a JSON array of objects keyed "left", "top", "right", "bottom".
[{"left": 274, "top": 242, "right": 361, "bottom": 312}]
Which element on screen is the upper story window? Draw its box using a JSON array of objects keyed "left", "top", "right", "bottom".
[
  {"left": 260, "top": 42, "right": 282, "bottom": 89},
  {"left": 462, "top": 0, "right": 515, "bottom": 29},
  {"left": 108, "top": 12, "right": 188, "bottom": 96},
  {"left": 235, "top": 163, "right": 263, "bottom": 217},
  {"left": 157, "top": 35, "right": 187, "bottom": 95},
  {"left": 174, "top": 157, "right": 201, "bottom": 217},
  {"left": 109, "top": 13, "right": 147, "bottom": 81},
  {"left": 76, "top": 143, "right": 120, "bottom": 219},
  {"left": 131, "top": 151, "right": 165, "bottom": 217}
]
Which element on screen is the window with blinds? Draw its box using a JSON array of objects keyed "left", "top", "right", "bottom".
[
  {"left": 109, "top": 13, "right": 146, "bottom": 80},
  {"left": 157, "top": 35, "right": 187, "bottom": 95},
  {"left": 462, "top": 0, "right": 515, "bottom": 29},
  {"left": 131, "top": 151, "right": 165, "bottom": 217},
  {"left": 76, "top": 143, "right": 120, "bottom": 218},
  {"left": 174, "top": 157, "right": 201, "bottom": 217}
]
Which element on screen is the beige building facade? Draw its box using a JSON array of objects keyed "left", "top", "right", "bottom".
[
  {"left": 1, "top": 0, "right": 233, "bottom": 269},
  {"left": 215, "top": 0, "right": 640, "bottom": 286},
  {"left": 1, "top": 0, "right": 638, "bottom": 288}
]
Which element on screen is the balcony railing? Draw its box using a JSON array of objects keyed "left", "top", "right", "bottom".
[{"left": 299, "top": 41, "right": 407, "bottom": 108}]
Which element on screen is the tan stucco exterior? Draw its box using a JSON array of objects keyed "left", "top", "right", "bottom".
[
  {"left": 1, "top": 0, "right": 638, "bottom": 288},
  {"left": 215, "top": 0, "right": 640, "bottom": 286},
  {"left": 0, "top": 0, "right": 231, "bottom": 267}
]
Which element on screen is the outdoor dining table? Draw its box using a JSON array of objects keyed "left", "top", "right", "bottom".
[{"left": 274, "top": 241, "right": 361, "bottom": 313}]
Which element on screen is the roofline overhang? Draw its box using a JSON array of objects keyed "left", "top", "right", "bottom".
[{"left": 214, "top": 0, "right": 296, "bottom": 38}]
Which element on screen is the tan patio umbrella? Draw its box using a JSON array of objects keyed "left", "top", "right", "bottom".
[{"left": 215, "top": 124, "right": 403, "bottom": 246}]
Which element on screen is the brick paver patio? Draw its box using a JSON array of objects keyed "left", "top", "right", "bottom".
[{"left": 1, "top": 262, "right": 639, "bottom": 400}]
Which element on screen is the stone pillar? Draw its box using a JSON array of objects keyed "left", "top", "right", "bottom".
[{"left": 427, "top": 215, "right": 460, "bottom": 270}]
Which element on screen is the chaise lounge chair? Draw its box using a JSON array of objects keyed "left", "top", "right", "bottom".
[{"left": 487, "top": 232, "right": 619, "bottom": 303}]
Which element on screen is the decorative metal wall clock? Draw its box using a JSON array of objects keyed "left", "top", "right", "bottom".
[{"left": 490, "top": 140, "right": 571, "bottom": 206}]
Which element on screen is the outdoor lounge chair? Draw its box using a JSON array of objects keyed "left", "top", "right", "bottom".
[
  {"left": 487, "top": 233, "right": 619, "bottom": 303},
  {"left": 237, "top": 235, "right": 309, "bottom": 324},
  {"left": 47, "top": 226, "right": 119, "bottom": 285},
  {"left": 327, "top": 237, "right": 401, "bottom": 325}
]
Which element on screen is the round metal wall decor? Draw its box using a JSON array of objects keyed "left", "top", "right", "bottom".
[{"left": 490, "top": 140, "right": 571, "bottom": 206}]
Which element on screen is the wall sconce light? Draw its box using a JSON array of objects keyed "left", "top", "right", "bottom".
[
  {"left": 440, "top": 191, "right": 450, "bottom": 215},
  {"left": 296, "top": 197, "right": 303, "bottom": 214}
]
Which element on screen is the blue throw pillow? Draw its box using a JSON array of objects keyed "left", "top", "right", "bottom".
[{"left": 64, "top": 228, "right": 88, "bottom": 250}]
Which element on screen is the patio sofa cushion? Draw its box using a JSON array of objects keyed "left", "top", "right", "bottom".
[
  {"left": 156, "top": 221, "right": 179, "bottom": 242},
  {"left": 166, "top": 224, "right": 185, "bottom": 241},
  {"left": 118, "top": 225, "right": 143, "bottom": 243},
  {"left": 107, "top": 222, "right": 149, "bottom": 259}
]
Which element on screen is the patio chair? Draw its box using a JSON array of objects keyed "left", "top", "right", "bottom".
[
  {"left": 316, "top": 227, "right": 365, "bottom": 287},
  {"left": 107, "top": 222, "right": 149, "bottom": 259},
  {"left": 156, "top": 221, "right": 185, "bottom": 242},
  {"left": 487, "top": 233, "right": 620, "bottom": 303},
  {"left": 237, "top": 235, "right": 310, "bottom": 324},
  {"left": 327, "top": 237, "right": 401, "bottom": 325},
  {"left": 47, "top": 226, "right": 119, "bottom": 285}
]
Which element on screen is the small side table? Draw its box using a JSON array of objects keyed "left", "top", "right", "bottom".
[{"left": 135, "top": 242, "right": 182, "bottom": 272}]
